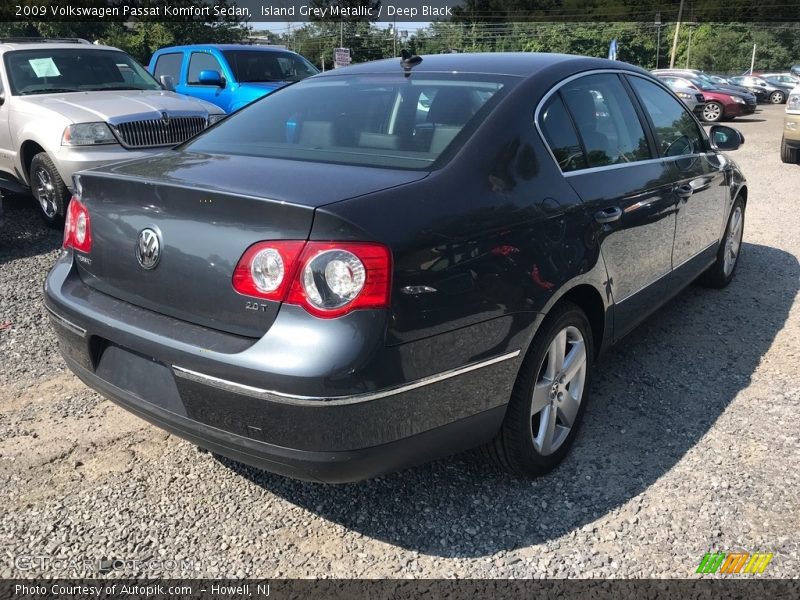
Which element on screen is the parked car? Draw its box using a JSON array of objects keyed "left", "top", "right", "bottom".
[
  {"left": 758, "top": 72, "right": 800, "bottom": 87},
  {"left": 669, "top": 86, "right": 706, "bottom": 118},
  {"left": 730, "top": 75, "right": 792, "bottom": 104},
  {"left": 148, "top": 44, "right": 319, "bottom": 113},
  {"left": 709, "top": 74, "right": 769, "bottom": 102},
  {"left": 45, "top": 53, "right": 747, "bottom": 483},
  {"left": 653, "top": 69, "right": 758, "bottom": 103},
  {"left": 0, "top": 38, "right": 225, "bottom": 225},
  {"left": 781, "top": 84, "right": 800, "bottom": 164},
  {"left": 655, "top": 74, "right": 755, "bottom": 122}
]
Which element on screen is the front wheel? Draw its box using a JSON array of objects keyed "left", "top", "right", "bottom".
[
  {"left": 701, "top": 101, "right": 724, "bottom": 123},
  {"left": 770, "top": 90, "right": 786, "bottom": 104},
  {"left": 698, "top": 198, "right": 745, "bottom": 288},
  {"left": 484, "top": 301, "right": 593, "bottom": 477},
  {"left": 781, "top": 137, "right": 799, "bottom": 164},
  {"left": 30, "top": 152, "right": 69, "bottom": 227}
]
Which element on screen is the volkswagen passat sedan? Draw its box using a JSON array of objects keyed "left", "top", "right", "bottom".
[{"left": 45, "top": 54, "right": 747, "bottom": 483}]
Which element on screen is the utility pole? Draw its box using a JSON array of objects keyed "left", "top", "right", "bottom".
[
  {"left": 654, "top": 13, "right": 662, "bottom": 69},
  {"left": 669, "top": 0, "right": 685, "bottom": 68},
  {"left": 750, "top": 44, "right": 757, "bottom": 74},
  {"left": 685, "top": 22, "right": 697, "bottom": 68}
]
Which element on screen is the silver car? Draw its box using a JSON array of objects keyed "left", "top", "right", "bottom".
[{"left": 0, "top": 38, "right": 225, "bottom": 225}]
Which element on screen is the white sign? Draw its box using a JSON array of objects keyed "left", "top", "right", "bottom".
[{"left": 334, "top": 47, "right": 351, "bottom": 69}]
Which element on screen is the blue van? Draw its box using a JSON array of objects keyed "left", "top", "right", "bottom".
[{"left": 148, "top": 45, "right": 319, "bottom": 113}]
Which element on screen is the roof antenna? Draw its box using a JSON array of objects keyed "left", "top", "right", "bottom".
[{"left": 400, "top": 49, "right": 422, "bottom": 75}]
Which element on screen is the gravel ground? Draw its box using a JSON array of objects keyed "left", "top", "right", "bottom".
[{"left": 0, "top": 105, "right": 798, "bottom": 579}]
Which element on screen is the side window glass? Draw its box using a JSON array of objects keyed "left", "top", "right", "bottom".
[
  {"left": 538, "top": 93, "right": 587, "bottom": 172},
  {"left": 153, "top": 53, "right": 182, "bottom": 81},
  {"left": 561, "top": 74, "right": 651, "bottom": 167},
  {"left": 629, "top": 77, "right": 705, "bottom": 157},
  {"left": 188, "top": 53, "right": 223, "bottom": 85}
]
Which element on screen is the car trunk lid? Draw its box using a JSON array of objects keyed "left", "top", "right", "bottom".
[{"left": 74, "top": 151, "right": 426, "bottom": 338}]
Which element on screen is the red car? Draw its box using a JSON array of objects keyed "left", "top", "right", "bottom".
[{"left": 656, "top": 75, "right": 757, "bottom": 122}]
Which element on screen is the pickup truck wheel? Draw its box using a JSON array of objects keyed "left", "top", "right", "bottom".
[
  {"left": 781, "top": 137, "right": 799, "bottom": 164},
  {"left": 30, "top": 152, "right": 69, "bottom": 227},
  {"left": 698, "top": 198, "right": 745, "bottom": 288},
  {"left": 483, "top": 301, "right": 593, "bottom": 477}
]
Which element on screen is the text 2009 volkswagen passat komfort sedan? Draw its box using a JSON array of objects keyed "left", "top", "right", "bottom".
[{"left": 45, "top": 53, "right": 747, "bottom": 483}]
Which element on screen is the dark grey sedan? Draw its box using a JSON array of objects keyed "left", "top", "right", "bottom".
[{"left": 45, "top": 53, "right": 747, "bottom": 483}]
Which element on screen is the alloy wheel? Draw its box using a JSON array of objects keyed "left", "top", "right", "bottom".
[
  {"left": 770, "top": 91, "right": 785, "bottom": 104},
  {"left": 702, "top": 102, "right": 722, "bottom": 122},
  {"left": 530, "top": 325, "right": 587, "bottom": 456},
  {"left": 34, "top": 167, "right": 57, "bottom": 218},
  {"left": 723, "top": 206, "right": 744, "bottom": 276}
]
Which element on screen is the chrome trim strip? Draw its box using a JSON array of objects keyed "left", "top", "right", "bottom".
[
  {"left": 45, "top": 306, "right": 87, "bottom": 337},
  {"left": 172, "top": 350, "right": 522, "bottom": 407},
  {"left": 614, "top": 241, "right": 718, "bottom": 304}
]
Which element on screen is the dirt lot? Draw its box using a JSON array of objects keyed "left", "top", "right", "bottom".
[{"left": 1, "top": 104, "right": 798, "bottom": 578}]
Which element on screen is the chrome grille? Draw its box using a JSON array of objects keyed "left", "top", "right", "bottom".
[{"left": 112, "top": 116, "right": 207, "bottom": 148}]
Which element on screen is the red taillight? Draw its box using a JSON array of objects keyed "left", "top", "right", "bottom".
[
  {"left": 232, "top": 241, "right": 306, "bottom": 301},
  {"left": 232, "top": 241, "right": 392, "bottom": 318},
  {"left": 63, "top": 196, "right": 92, "bottom": 253}
]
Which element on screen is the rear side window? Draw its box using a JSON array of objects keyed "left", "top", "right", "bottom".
[
  {"left": 628, "top": 77, "right": 705, "bottom": 157},
  {"left": 539, "top": 93, "right": 587, "bottom": 172},
  {"left": 153, "top": 53, "right": 182, "bottom": 81},
  {"left": 188, "top": 52, "right": 223, "bottom": 85},
  {"left": 560, "top": 74, "right": 652, "bottom": 168}
]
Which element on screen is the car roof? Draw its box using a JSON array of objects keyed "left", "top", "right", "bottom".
[
  {"left": 314, "top": 52, "right": 650, "bottom": 79},
  {"left": 156, "top": 44, "right": 296, "bottom": 53},
  {"left": 0, "top": 42, "right": 120, "bottom": 53}
]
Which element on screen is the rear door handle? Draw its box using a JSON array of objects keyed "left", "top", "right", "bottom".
[
  {"left": 594, "top": 206, "right": 622, "bottom": 224},
  {"left": 675, "top": 184, "right": 694, "bottom": 200}
]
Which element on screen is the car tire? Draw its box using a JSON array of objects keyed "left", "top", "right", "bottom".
[
  {"left": 769, "top": 90, "right": 786, "bottom": 104},
  {"left": 484, "top": 301, "right": 593, "bottom": 477},
  {"left": 780, "top": 137, "right": 799, "bottom": 164},
  {"left": 698, "top": 197, "right": 745, "bottom": 288},
  {"left": 701, "top": 101, "right": 724, "bottom": 122},
  {"left": 30, "top": 152, "right": 69, "bottom": 227}
]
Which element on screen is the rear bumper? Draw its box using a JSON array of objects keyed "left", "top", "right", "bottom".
[
  {"left": 63, "top": 353, "right": 506, "bottom": 483},
  {"left": 44, "top": 253, "right": 524, "bottom": 482}
]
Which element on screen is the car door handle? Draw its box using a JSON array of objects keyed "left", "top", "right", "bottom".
[
  {"left": 594, "top": 206, "right": 622, "bottom": 224},
  {"left": 675, "top": 184, "right": 694, "bottom": 200}
]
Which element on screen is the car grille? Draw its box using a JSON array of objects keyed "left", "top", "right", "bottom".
[
  {"left": 111, "top": 116, "right": 207, "bottom": 148},
  {"left": 695, "top": 94, "right": 705, "bottom": 102}
]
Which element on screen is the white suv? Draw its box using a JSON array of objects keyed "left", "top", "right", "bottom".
[{"left": 0, "top": 38, "right": 225, "bottom": 225}]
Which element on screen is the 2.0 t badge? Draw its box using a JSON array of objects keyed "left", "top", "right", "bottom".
[{"left": 135, "top": 228, "right": 161, "bottom": 270}]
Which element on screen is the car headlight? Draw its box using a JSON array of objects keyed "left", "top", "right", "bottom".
[
  {"left": 676, "top": 92, "right": 692, "bottom": 100},
  {"left": 61, "top": 122, "right": 117, "bottom": 146},
  {"left": 787, "top": 93, "right": 800, "bottom": 111},
  {"left": 207, "top": 114, "right": 226, "bottom": 125},
  {"left": 729, "top": 95, "right": 745, "bottom": 104}
]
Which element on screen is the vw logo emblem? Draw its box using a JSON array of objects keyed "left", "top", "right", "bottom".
[{"left": 136, "top": 228, "right": 161, "bottom": 270}]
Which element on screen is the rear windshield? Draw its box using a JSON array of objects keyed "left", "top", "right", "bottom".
[
  {"left": 183, "top": 73, "right": 512, "bottom": 169},
  {"left": 4, "top": 49, "right": 160, "bottom": 95},
  {"left": 222, "top": 50, "right": 318, "bottom": 83}
]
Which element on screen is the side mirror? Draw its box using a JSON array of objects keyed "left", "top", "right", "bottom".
[
  {"left": 710, "top": 125, "right": 744, "bottom": 151},
  {"left": 159, "top": 75, "right": 175, "bottom": 91},
  {"left": 198, "top": 70, "right": 224, "bottom": 87}
]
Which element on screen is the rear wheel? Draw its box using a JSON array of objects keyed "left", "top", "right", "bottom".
[
  {"left": 781, "top": 137, "right": 799, "bottom": 164},
  {"left": 770, "top": 90, "right": 786, "bottom": 104},
  {"left": 484, "top": 301, "right": 593, "bottom": 477},
  {"left": 702, "top": 101, "right": 724, "bottom": 123},
  {"left": 698, "top": 198, "right": 745, "bottom": 288},
  {"left": 30, "top": 152, "right": 69, "bottom": 227}
]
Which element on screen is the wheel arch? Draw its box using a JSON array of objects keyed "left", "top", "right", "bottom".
[{"left": 19, "top": 140, "right": 46, "bottom": 186}]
